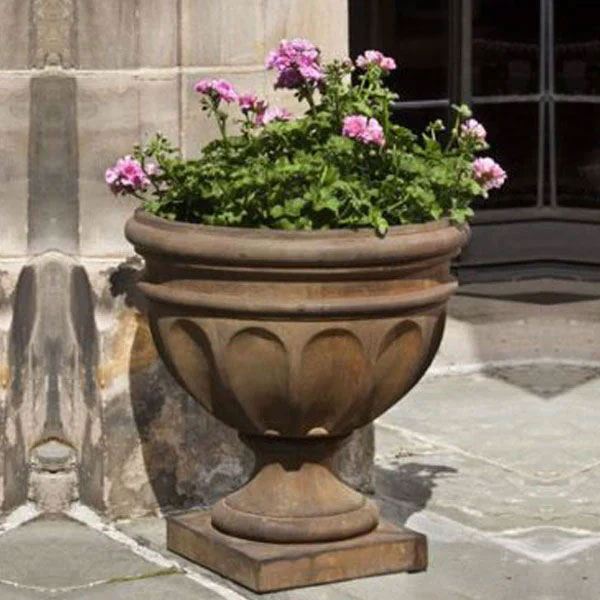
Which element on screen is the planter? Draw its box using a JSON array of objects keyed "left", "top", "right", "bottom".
[{"left": 125, "top": 210, "right": 468, "bottom": 592}]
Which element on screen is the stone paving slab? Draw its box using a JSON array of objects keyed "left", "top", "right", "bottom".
[
  {"left": 0, "top": 515, "right": 229, "bottom": 599},
  {"left": 0, "top": 517, "right": 169, "bottom": 590},
  {"left": 382, "top": 369, "right": 600, "bottom": 479},
  {"left": 376, "top": 449, "right": 548, "bottom": 532},
  {"left": 375, "top": 424, "right": 600, "bottom": 533},
  {"left": 382, "top": 373, "right": 548, "bottom": 474},
  {"left": 376, "top": 367, "right": 600, "bottom": 535},
  {"left": 0, "top": 516, "right": 210, "bottom": 599},
  {"left": 0, "top": 586, "right": 42, "bottom": 600},
  {"left": 56, "top": 574, "right": 222, "bottom": 600}
]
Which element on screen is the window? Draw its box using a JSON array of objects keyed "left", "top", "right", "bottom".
[{"left": 350, "top": 0, "right": 600, "bottom": 278}]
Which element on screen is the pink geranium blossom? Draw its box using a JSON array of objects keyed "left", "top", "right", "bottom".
[
  {"left": 265, "top": 38, "right": 324, "bottom": 89},
  {"left": 257, "top": 106, "right": 292, "bottom": 126},
  {"left": 473, "top": 157, "right": 507, "bottom": 191},
  {"left": 342, "top": 115, "right": 386, "bottom": 147},
  {"left": 355, "top": 50, "right": 397, "bottom": 73},
  {"left": 105, "top": 156, "right": 154, "bottom": 195},
  {"left": 238, "top": 93, "right": 267, "bottom": 117},
  {"left": 238, "top": 93, "right": 258, "bottom": 112},
  {"left": 194, "top": 78, "right": 238, "bottom": 103},
  {"left": 461, "top": 119, "right": 487, "bottom": 143}
]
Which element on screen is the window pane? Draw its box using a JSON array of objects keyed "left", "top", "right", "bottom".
[
  {"left": 374, "top": 0, "right": 449, "bottom": 101},
  {"left": 472, "top": 0, "right": 540, "bottom": 96},
  {"left": 556, "top": 103, "right": 600, "bottom": 208},
  {"left": 391, "top": 106, "right": 447, "bottom": 136},
  {"left": 472, "top": 103, "right": 539, "bottom": 208},
  {"left": 555, "top": 1, "right": 600, "bottom": 95}
]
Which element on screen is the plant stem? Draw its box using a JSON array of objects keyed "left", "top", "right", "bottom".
[
  {"left": 305, "top": 89, "right": 316, "bottom": 115},
  {"left": 217, "top": 116, "right": 228, "bottom": 142},
  {"left": 209, "top": 98, "right": 229, "bottom": 143},
  {"left": 383, "top": 98, "right": 390, "bottom": 138},
  {"left": 445, "top": 114, "right": 460, "bottom": 152}
]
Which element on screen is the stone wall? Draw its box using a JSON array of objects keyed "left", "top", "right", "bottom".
[{"left": 0, "top": 0, "right": 374, "bottom": 518}]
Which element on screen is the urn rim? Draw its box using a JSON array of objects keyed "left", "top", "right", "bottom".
[{"left": 125, "top": 209, "right": 469, "bottom": 268}]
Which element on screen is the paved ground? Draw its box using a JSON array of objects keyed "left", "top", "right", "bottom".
[
  {"left": 0, "top": 362, "right": 598, "bottom": 599},
  {"left": 432, "top": 278, "right": 600, "bottom": 370}
]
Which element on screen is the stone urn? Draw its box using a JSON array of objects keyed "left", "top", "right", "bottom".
[{"left": 125, "top": 210, "right": 468, "bottom": 592}]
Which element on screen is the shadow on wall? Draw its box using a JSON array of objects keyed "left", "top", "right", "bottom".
[{"left": 129, "top": 326, "right": 254, "bottom": 511}]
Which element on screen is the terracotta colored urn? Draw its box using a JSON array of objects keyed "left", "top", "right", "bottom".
[{"left": 125, "top": 210, "right": 468, "bottom": 591}]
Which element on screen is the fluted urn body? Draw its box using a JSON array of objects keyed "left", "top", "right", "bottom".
[{"left": 126, "top": 210, "right": 468, "bottom": 544}]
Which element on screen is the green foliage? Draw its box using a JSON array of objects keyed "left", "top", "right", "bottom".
[{"left": 132, "top": 60, "right": 488, "bottom": 234}]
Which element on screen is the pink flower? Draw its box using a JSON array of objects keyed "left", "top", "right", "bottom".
[
  {"left": 238, "top": 93, "right": 267, "bottom": 116},
  {"left": 298, "top": 63, "right": 324, "bottom": 83},
  {"left": 355, "top": 50, "right": 397, "bottom": 73},
  {"left": 105, "top": 156, "right": 153, "bottom": 195},
  {"left": 266, "top": 38, "right": 319, "bottom": 70},
  {"left": 342, "top": 115, "right": 386, "bottom": 147},
  {"left": 473, "top": 157, "right": 507, "bottom": 191},
  {"left": 194, "top": 78, "right": 238, "bottom": 103},
  {"left": 257, "top": 106, "right": 292, "bottom": 126},
  {"left": 343, "top": 115, "right": 368, "bottom": 138},
  {"left": 461, "top": 119, "right": 487, "bottom": 143},
  {"left": 105, "top": 167, "right": 119, "bottom": 186},
  {"left": 265, "top": 38, "right": 324, "bottom": 90},
  {"left": 366, "top": 119, "right": 385, "bottom": 146},
  {"left": 145, "top": 162, "right": 159, "bottom": 177},
  {"left": 194, "top": 80, "right": 212, "bottom": 94},
  {"left": 379, "top": 56, "right": 397, "bottom": 72},
  {"left": 238, "top": 93, "right": 258, "bottom": 112}
]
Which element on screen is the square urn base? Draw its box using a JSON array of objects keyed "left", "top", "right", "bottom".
[{"left": 166, "top": 510, "right": 427, "bottom": 593}]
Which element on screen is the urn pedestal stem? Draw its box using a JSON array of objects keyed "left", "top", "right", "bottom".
[{"left": 211, "top": 434, "right": 379, "bottom": 543}]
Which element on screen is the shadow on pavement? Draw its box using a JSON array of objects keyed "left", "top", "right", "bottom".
[{"left": 375, "top": 462, "right": 458, "bottom": 523}]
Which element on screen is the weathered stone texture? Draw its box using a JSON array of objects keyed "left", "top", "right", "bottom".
[
  {"left": 28, "top": 75, "right": 79, "bottom": 254},
  {"left": 265, "top": 0, "right": 349, "bottom": 62},
  {"left": 0, "top": 1, "right": 29, "bottom": 69},
  {"left": 181, "top": 0, "right": 265, "bottom": 67},
  {"left": 2, "top": 253, "right": 104, "bottom": 512},
  {"left": 28, "top": 440, "right": 79, "bottom": 513},
  {"left": 0, "top": 76, "right": 29, "bottom": 256},
  {"left": 138, "top": 0, "right": 180, "bottom": 69},
  {"left": 76, "top": 0, "right": 138, "bottom": 69},
  {"left": 76, "top": 0, "right": 179, "bottom": 69},
  {"left": 31, "top": 0, "right": 76, "bottom": 68},
  {"left": 77, "top": 73, "right": 179, "bottom": 256},
  {"left": 0, "top": 261, "right": 26, "bottom": 510}
]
